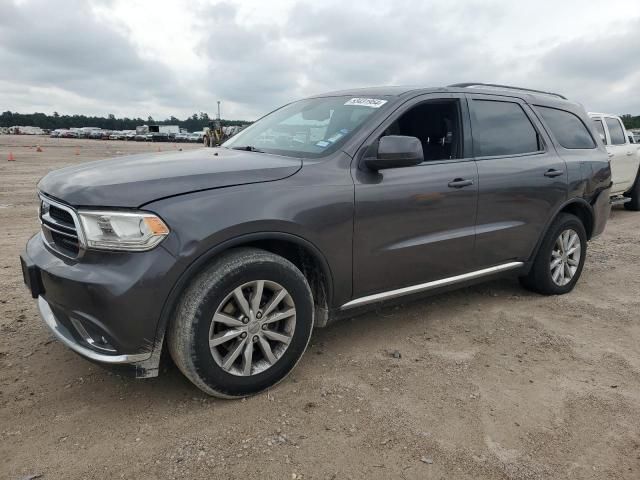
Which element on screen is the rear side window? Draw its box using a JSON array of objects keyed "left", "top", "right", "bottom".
[
  {"left": 605, "top": 117, "right": 626, "bottom": 145},
  {"left": 471, "top": 100, "right": 540, "bottom": 157},
  {"left": 535, "top": 106, "right": 596, "bottom": 149},
  {"left": 592, "top": 118, "right": 607, "bottom": 145}
]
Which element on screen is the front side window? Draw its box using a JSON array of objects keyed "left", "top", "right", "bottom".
[
  {"left": 380, "top": 100, "right": 463, "bottom": 161},
  {"left": 592, "top": 118, "right": 607, "bottom": 145},
  {"left": 223, "top": 96, "right": 390, "bottom": 158},
  {"left": 534, "top": 106, "right": 595, "bottom": 149},
  {"left": 471, "top": 100, "right": 541, "bottom": 157},
  {"left": 605, "top": 117, "right": 626, "bottom": 145}
]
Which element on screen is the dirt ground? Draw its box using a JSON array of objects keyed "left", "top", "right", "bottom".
[{"left": 1, "top": 135, "right": 639, "bottom": 480}]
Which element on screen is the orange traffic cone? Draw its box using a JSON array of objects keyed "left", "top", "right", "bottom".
[
  {"left": 8, "top": 152, "right": 15, "bottom": 161},
  {"left": 75, "top": 148, "right": 80, "bottom": 156},
  {"left": 157, "top": 146, "right": 162, "bottom": 152},
  {"left": 36, "top": 145, "right": 43, "bottom": 152}
]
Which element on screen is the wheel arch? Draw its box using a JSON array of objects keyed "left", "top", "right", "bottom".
[
  {"left": 154, "top": 232, "right": 334, "bottom": 354},
  {"left": 559, "top": 199, "right": 594, "bottom": 240},
  {"left": 528, "top": 198, "right": 595, "bottom": 268}
]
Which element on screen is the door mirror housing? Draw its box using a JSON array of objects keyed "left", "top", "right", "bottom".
[{"left": 364, "top": 135, "right": 424, "bottom": 170}]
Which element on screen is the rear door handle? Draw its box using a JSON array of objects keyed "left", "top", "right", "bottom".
[
  {"left": 448, "top": 178, "right": 473, "bottom": 188},
  {"left": 608, "top": 152, "right": 614, "bottom": 158},
  {"left": 627, "top": 151, "right": 634, "bottom": 156},
  {"left": 544, "top": 169, "right": 564, "bottom": 178}
]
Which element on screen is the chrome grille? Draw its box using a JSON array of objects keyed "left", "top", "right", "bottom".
[{"left": 39, "top": 195, "right": 83, "bottom": 258}]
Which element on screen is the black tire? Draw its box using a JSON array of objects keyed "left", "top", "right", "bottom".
[
  {"left": 167, "top": 248, "right": 314, "bottom": 398},
  {"left": 519, "top": 213, "right": 587, "bottom": 295},
  {"left": 624, "top": 170, "right": 640, "bottom": 211}
]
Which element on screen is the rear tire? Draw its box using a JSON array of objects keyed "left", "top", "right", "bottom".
[
  {"left": 167, "top": 248, "right": 314, "bottom": 398},
  {"left": 519, "top": 213, "right": 587, "bottom": 295},
  {"left": 624, "top": 170, "right": 640, "bottom": 211}
]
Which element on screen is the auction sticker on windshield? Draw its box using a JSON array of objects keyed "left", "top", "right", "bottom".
[{"left": 344, "top": 98, "right": 388, "bottom": 108}]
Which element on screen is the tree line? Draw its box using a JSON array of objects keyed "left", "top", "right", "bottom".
[
  {"left": 0, "top": 111, "right": 250, "bottom": 132},
  {"left": 2, "top": 109, "right": 638, "bottom": 132},
  {"left": 621, "top": 115, "right": 640, "bottom": 130}
]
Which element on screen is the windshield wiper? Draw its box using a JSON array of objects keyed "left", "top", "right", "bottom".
[{"left": 231, "top": 145, "right": 265, "bottom": 153}]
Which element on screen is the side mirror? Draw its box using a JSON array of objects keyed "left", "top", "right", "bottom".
[{"left": 364, "top": 135, "right": 424, "bottom": 170}]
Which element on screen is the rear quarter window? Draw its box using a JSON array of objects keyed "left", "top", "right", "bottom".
[{"left": 535, "top": 106, "right": 596, "bottom": 149}]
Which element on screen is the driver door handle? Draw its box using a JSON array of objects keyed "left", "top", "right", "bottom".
[
  {"left": 544, "top": 169, "right": 564, "bottom": 178},
  {"left": 448, "top": 178, "right": 473, "bottom": 188}
]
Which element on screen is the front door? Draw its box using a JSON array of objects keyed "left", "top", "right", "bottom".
[{"left": 352, "top": 94, "right": 478, "bottom": 298}]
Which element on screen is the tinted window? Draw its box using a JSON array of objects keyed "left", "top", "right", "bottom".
[
  {"left": 533, "top": 106, "right": 596, "bottom": 149},
  {"left": 471, "top": 100, "right": 540, "bottom": 156},
  {"left": 592, "top": 118, "right": 607, "bottom": 145},
  {"left": 605, "top": 117, "right": 626, "bottom": 145}
]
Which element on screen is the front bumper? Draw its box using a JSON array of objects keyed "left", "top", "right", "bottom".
[
  {"left": 37, "top": 296, "right": 149, "bottom": 364},
  {"left": 20, "top": 233, "right": 180, "bottom": 377}
]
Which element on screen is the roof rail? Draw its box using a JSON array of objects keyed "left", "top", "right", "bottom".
[{"left": 448, "top": 83, "right": 567, "bottom": 100}]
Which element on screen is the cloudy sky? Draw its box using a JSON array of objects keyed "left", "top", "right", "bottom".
[{"left": 0, "top": 0, "right": 638, "bottom": 121}]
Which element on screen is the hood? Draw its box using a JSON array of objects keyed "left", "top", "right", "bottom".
[{"left": 38, "top": 147, "right": 302, "bottom": 207}]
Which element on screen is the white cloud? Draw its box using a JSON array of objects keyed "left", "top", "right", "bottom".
[{"left": 0, "top": 0, "right": 638, "bottom": 120}]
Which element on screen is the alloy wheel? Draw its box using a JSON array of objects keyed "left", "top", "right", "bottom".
[
  {"left": 550, "top": 228, "right": 581, "bottom": 286},
  {"left": 208, "top": 280, "right": 296, "bottom": 376}
]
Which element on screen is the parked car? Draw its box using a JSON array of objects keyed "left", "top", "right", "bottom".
[
  {"left": 60, "top": 130, "right": 78, "bottom": 138},
  {"left": 189, "top": 132, "right": 204, "bottom": 143},
  {"left": 589, "top": 113, "right": 640, "bottom": 210},
  {"left": 21, "top": 83, "right": 611, "bottom": 398},
  {"left": 89, "top": 130, "right": 104, "bottom": 140},
  {"left": 151, "top": 132, "right": 169, "bottom": 142},
  {"left": 125, "top": 131, "right": 136, "bottom": 141},
  {"left": 174, "top": 133, "right": 190, "bottom": 143}
]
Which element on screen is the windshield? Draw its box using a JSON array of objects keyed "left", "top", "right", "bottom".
[{"left": 223, "top": 95, "right": 391, "bottom": 158}]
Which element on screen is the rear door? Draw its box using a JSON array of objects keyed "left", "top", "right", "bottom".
[
  {"left": 603, "top": 116, "right": 637, "bottom": 194},
  {"left": 468, "top": 94, "right": 568, "bottom": 267}
]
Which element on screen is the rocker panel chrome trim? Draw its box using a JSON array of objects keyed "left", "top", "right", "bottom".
[{"left": 340, "top": 262, "right": 524, "bottom": 310}]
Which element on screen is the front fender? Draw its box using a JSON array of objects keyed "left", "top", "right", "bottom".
[{"left": 144, "top": 179, "right": 354, "bottom": 346}]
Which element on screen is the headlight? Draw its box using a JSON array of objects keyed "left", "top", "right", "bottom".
[{"left": 78, "top": 210, "right": 170, "bottom": 251}]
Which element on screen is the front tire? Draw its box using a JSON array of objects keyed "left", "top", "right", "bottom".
[
  {"left": 520, "top": 213, "right": 587, "bottom": 295},
  {"left": 168, "top": 248, "right": 314, "bottom": 398}
]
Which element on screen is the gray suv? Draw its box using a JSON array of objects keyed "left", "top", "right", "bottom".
[{"left": 20, "top": 83, "right": 612, "bottom": 398}]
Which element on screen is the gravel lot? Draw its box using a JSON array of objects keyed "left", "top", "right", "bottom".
[{"left": 1, "top": 136, "right": 639, "bottom": 480}]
